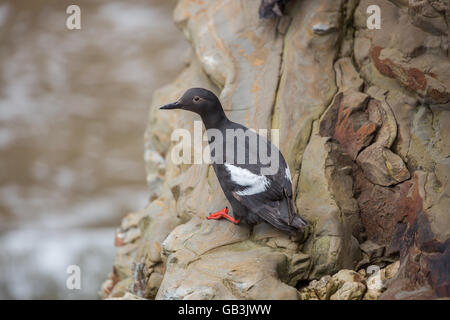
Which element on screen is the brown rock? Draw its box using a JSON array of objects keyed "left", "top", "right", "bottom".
[
  {"left": 334, "top": 57, "right": 364, "bottom": 92},
  {"left": 104, "top": 0, "right": 450, "bottom": 301},
  {"left": 320, "top": 90, "right": 377, "bottom": 160},
  {"left": 357, "top": 144, "right": 410, "bottom": 186},
  {"left": 330, "top": 281, "right": 366, "bottom": 300},
  {"left": 299, "top": 269, "right": 367, "bottom": 300},
  {"left": 354, "top": 0, "right": 450, "bottom": 104},
  {"left": 297, "top": 126, "right": 361, "bottom": 279},
  {"left": 360, "top": 240, "right": 385, "bottom": 261}
]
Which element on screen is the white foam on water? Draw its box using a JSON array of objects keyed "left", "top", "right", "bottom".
[{"left": 0, "top": 228, "right": 116, "bottom": 299}]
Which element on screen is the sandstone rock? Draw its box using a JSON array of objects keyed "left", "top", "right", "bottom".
[
  {"left": 120, "top": 209, "right": 151, "bottom": 231},
  {"left": 108, "top": 278, "right": 133, "bottom": 298},
  {"left": 330, "top": 269, "right": 366, "bottom": 300},
  {"left": 340, "top": 8, "right": 449, "bottom": 295},
  {"left": 298, "top": 287, "right": 319, "bottom": 300},
  {"left": 286, "top": 253, "right": 311, "bottom": 286},
  {"left": 299, "top": 269, "right": 367, "bottom": 300},
  {"left": 302, "top": 275, "right": 333, "bottom": 300},
  {"left": 333, "top": 269, "right": 365, "bottom": 284},
  {"left": 146, "top": 272, "right": 164, "bottom": 298},
  {"left": 297, "top": 124, "right": 361, "bottom": 279},
  {"left": 158, "top": 243, "right": 299, "bottom": 300},
  {"left": 358, "top": 240, "right": 386, "bottom": 267},
  {"left": 318, "top": 86, "right": 412, "bottom": 187},
  {"left": 354, "top": 0, "right": 450, "bottom": 105},
  {"left": 272, "top": 0, "right": 344, "bottom": 170},
  {"left": 114, "top": 227, "right": 141, "bottom": 247},
  {"left": 365, "top": 87, "right": 397, "bottom": 148},
  {"left": 357, "top": 144, "right": 411, "bottom": 186},
  {"left": 99, "top": 277, "right": 114, "bottom": 298},
  {"left": 384, "top": 261, "right": 400, "bottom": 279},
  {"left": 129, "top": 200, "right": 182, "bottom": 298},
  {"left": 162, "top": 217, "right": 251, "bottom": 257},
  {"left": 313, "top": 276, "right": 334, "bottom": 300},
  {"left": 104, "top": 0, "right": 450, "bottom": 300},
  {"left": 252, "top": 222, "right": 302, "bottom": 252},
  {"left": 156, "top": 217, "right": 301, "bottom": 299},
  {"left": 320, "top": 90, "right": 375, "bottom": 161},
  {"left": 174, "top": 0, "right": 283, "bottom": 131},
  {"left": 330, "top": 281, "right": 366, "bottom": 300},
  {"left": 334, "top": 57, "right": 364, "bottom": 92},
  {"left": 360, "top": 240, "right": 384, "bottom": 258},
  {"left": 113, "top": 242, "right": 140, "bottom": 280}
]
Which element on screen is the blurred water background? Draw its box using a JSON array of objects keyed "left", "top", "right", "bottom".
[{"left": 0, "top": 0, "right": 188, "bottom": 299}]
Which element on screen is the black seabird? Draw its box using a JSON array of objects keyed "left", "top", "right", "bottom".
[{"left": 160, "top": 88, "right": 308, "bottom": 234}]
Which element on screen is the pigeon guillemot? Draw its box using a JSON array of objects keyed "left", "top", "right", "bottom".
[{"left": 160, "top": 88, "right": 308, "bottom": 234}]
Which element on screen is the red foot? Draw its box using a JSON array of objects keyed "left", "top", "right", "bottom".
[{"left": 207, "top": 207, "right": 240, "bottom": 224}]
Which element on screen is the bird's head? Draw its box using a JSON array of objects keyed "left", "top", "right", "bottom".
[{"left": 159, "top": 88, "right": 223, "bottom": 118}]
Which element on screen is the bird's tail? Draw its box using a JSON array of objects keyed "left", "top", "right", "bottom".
[
  {"left": 286, "top": 196, "right": 308, "bottom": 229},
  {"left": 289, "top": 213, "right": 308, "bottom": 229},
  {"left": 232, "top": 191, "right": 308, "bottom": 235}
]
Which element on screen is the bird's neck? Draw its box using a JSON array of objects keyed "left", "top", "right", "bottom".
[{"left": 200, "top": 109, "right": 229, "bottom": 130}]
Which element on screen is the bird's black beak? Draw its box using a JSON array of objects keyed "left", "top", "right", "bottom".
[{"left": 159, "top": 101, "right": 182, "bottom": 110}]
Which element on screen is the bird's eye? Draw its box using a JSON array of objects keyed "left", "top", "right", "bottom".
[{"left": 193, "top": 96, "right": 200, "bottom": 102}]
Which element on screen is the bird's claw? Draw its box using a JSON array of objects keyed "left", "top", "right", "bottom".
[
  {"left": 207, "top": 207, "right": 240, "bottom": 224},
  {"left": 207, "top": 207, "right": 228, "bottom": 218}
]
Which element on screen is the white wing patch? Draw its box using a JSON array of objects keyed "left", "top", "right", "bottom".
[
  {"left": 285, "top": 167, "right": 292, "bottom": 183},
  {"left": 224, "top": 163, "right": 271, "bottom": 196}
]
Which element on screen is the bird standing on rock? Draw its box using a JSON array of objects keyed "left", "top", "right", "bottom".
[{"left": 160, "top": 88, "right": 308, "bottom": 234}]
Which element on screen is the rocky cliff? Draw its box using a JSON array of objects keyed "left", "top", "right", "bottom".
[{"left": 102, "top": 0, "right": 449, "bottom": 300}]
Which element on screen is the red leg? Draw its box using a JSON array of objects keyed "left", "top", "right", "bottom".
[{"left": 207, "top": 207, "right": 240, "bottom": 224}]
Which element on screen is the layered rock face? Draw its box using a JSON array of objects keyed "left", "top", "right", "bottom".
[{"left": 102, "top": 0, "right": 449, "bottom": 300}]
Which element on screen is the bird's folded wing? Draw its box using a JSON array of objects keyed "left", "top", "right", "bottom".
[
  {"left": 221, "top": 162, "right": 296, "bottom": 225},
  {"left": 222, "top": 162, "right": 292, "bottom": 200},
  {"left": 231, "top": 191, "right": 292, "bottom": 229}
]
